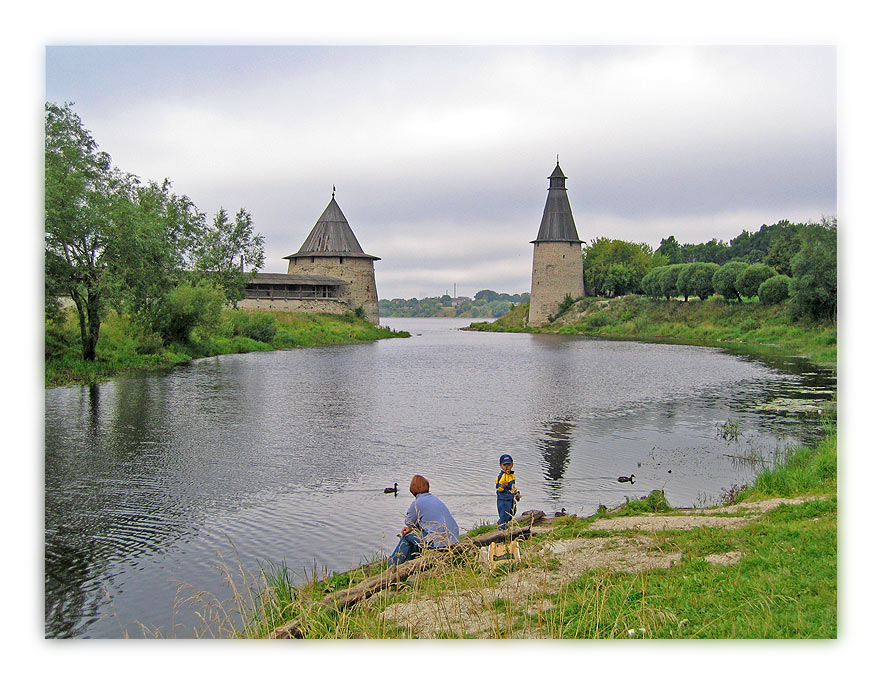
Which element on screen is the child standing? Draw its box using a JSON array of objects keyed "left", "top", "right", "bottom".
[{"left": 495, "top": 454, "right": 521, "bottom": 529}]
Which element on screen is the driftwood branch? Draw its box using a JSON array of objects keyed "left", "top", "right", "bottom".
[{"left": 269, "top": 510, "right": 546, "bottom": 639}]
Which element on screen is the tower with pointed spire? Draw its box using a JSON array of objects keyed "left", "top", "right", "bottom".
[
  {"left": 528, "top": 161, "right": 585, "bottom": 327},
  {"left": 284, "top": 192, "right": 381, "bottom": 324},
  {"left": 239, "top": 190, "right": 381, "bottom": 323}
]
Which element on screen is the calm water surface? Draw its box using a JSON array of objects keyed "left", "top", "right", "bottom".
[{"left": 44, "top": 318, "right": 835, "bottom": 637}]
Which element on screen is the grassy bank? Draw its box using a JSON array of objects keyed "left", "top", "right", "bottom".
[
  {"left": 470, "top": 296, "right": 836, "bottom": 366},
  {"left": 200, "top": 427, "right": 835, "bottom": 639},
  {"left": 45, "top": 309, "right": 409, "bottom": 387}
]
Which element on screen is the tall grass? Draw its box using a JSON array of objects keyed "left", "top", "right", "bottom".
[{"left": 750, "top": 425, "right": 837, "bottom": 498}]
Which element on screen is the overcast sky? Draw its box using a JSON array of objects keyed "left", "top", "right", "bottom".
[{"left": 45, "top": 45, "right": 836, "bottom": 299}]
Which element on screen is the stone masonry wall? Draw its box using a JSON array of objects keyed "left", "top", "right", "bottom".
[
  {"left": 237, "top": 297, "right": 352, "bottom": 316},
  {"left": 528, "top": 241, "right": 585, "bottom": 327},
  {"left": 287, "top": 256, "right": 380, "bottom": 325}
]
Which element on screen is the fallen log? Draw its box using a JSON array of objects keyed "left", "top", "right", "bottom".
[
  {"left": 268, "top": 510, "right": 546, "bottom": 639},
  {"left": 461, "top": 510, "right": 546, "bottom": 547}
]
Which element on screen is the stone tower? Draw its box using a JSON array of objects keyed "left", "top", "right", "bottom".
[
  {"left": 528, "top": 162, "right": 585, "bottom": 327},
  {"left": 284, "top": 192, "right": 381, "bottom": 325}
]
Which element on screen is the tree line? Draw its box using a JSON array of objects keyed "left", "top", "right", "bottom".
[
  {"left": 379, "top": 291, "right": 530, "bottom": 318},
  {"left": 45, "top": 102, "right": 266, "bottom": 360},
  {"left": 581, "top": 218, "right": 837, "bottom": 322}
]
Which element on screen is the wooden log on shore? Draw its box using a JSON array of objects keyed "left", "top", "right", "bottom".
[
  {"left": 461, "top": 510, "right": 546, "bottom": 547},
  {"left": 268, "top": 510, "right": 546, "bottom": 639}
]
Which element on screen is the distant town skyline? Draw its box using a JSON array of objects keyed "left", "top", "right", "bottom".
[{"left": 45, "top": 45, "right": 836, "bottom": 299}]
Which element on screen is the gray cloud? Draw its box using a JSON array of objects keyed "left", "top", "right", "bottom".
[{"left": 46, "top": 46, "right": 836, "bottom": 299}]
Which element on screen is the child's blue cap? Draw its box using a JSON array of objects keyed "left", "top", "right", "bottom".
[{"left": 500, "top": 454, "right": 513, "bottom": 465}]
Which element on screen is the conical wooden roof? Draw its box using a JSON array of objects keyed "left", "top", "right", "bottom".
[
  {"left": 532, "top": 162, "right": 583, "bottom": 244},
  {"left": 285, "top": 195, "right": 379, "bottom": 260}
]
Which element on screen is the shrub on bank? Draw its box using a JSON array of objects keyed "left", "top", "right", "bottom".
[
  {"left": 230, "top": 309, "right": 278, "bottom": 343},
  {"left": 154, "top": 282, "right": 226, "bottom": 345}
]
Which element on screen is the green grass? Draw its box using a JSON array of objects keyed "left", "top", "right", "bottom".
[
  {"left": 45, "top": 308, "right": 409, "bottom": 387},
  {"left": 472, "top": 296, "right": 836, "bottom": 366},
  {"left": 545, "top": 495, "right": 837, "bottom": 638}
]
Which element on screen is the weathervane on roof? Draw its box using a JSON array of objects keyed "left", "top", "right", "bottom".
[
  {"left": 556, "top": 154, "right": 559, "bottom": 164},
  {"left": 332, "top": 184, "right": 335, "bottom": 198}
]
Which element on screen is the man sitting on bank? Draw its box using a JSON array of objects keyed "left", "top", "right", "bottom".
[{"left": 388, "top": 475, "right": 460, "bottom": 566}]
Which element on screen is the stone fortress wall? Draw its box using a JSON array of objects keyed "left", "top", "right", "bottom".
[
  {"left": 528, "top": 241, "right": 585, "bottom": 326},
  {"left": 287, "top": 256, "right": 380, "bottom": 325},
  {"left": 237, "top": 297, "right": 352, "bottom": 316}
]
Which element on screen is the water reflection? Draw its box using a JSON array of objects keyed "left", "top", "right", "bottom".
[{"left": 537, "top": 417, "right": 574, "bottom": 491}]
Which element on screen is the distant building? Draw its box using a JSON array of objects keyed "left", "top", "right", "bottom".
[
  {"left": 528, "top": 162, "right": 585, "bottom": 327},
  {"left": 241, "top": 192, "right": 381, "bottom": 324}
]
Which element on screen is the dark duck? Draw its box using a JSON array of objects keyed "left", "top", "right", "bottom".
[
  {"left": 618, "top": 474, "right": 635, "bottom": 483},
  {"left": 384, "top": 483, "right": 398, "bottom": 494}
]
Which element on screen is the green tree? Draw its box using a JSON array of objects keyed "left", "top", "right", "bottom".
[
  {"left": 658, "top": 264, "right": 684, "bottom": 300},
  {"left": 656, "top": 236, "right": 682, "bottom": 264},
  {"left": 193, "top": 207, "right": 265, "bottom": 305},
  {"left": 763, "top": 222, "right": 802, "bottom": 277},
  {"left": 712, "top": 260, "right": 749, "bottom": 301},
  {"left": 474, "top": 289, "right": 504, "bottom": 302},
  {"left": 641, "top": 267, "right": 663, "bottom": 298},
  {"left": 677, "top": 262, "right": 719, "bottom": 301},
  {"left": 105, "top": 179, "right": 204, "bottom": 326},
  {"left": 736, "top": 263, "right": 778, "bottom": 299},
  {"left": 788, "top": 218, "right": 837, "bottom": 322},
  {"left": 583, "top": 237, "right": 654, "bottom": 296},
  {"left": 45, "top": 102, "right": 131, "bottom": 360},
  {"left": 681, "top": 238, "right": 729, "bottom": 265},
  {"left": 758, "top": 274, "right": 792, "bottom": 305}
]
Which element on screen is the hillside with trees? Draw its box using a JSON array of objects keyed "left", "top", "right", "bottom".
[
  {"left": 379, "top": 291, "right": 529, "bottom": 318},
  {"left": 581, "top": 217, "right": 836, "bottom": 323}
]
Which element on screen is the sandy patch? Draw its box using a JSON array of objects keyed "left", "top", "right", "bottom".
[
  {"left": 696, "top": 496, "right": 822, "bottom": 515},
  {"left": 588, "top": 497, "right": 822, "bottom": 532},
  {"left": 379, "top": 589, "right": 500, "bottom": 637},
  {"left": 590, "top": 515, "right": 750, "bottom": 532},
  {"left": 704, "top": 551, "right": 743, "bottom": 566}
]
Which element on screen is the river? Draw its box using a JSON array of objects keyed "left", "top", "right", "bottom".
[{"left": 44, "top": 317, "right": 835, "bottom": 637}]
